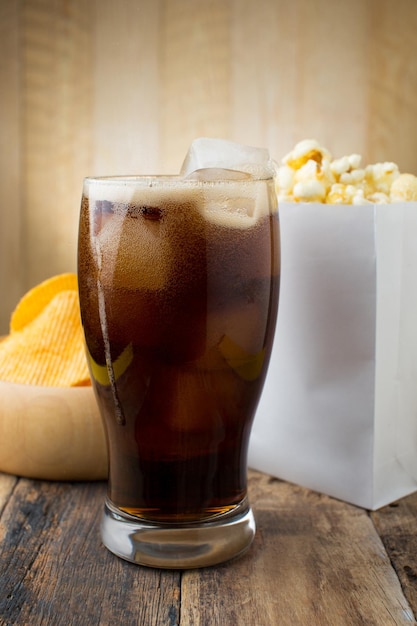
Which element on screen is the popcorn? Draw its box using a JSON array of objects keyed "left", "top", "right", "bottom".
[
  {"left": 390, "top": 173, "right": 417, "bottom": 202},
  {"left": 367, "top": 192, "right": 391, "bottom": 204},
  {"left": 327, "top": 184, "right": 367, "bottom": 205},
  {"left": 365, "top": 162, "right": 399, "bottom": 195},
  {"left": 339, "top": 169, "right": 365, "bottom": 186},
  {"left": 276, "top": 164, "right": 295, "bottom": 193},
  {"left": 330, "top": 154, "right": 362, "bottom": 176},
  {"left": 274, "top": 139, "right": 417, "bottom": 204},
  {"left": 293, "top": 179, "right": 326, "bottom": 202},
  {"left": 282, "top": 139, "right": 331, "bottom": 170}
]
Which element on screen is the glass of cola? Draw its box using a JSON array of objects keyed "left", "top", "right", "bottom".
[{"left": 78, "top": 169, "right": 280, "bottom": 568}]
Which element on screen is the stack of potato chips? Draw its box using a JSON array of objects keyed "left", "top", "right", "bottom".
[{"left": 0, "top": 274, "right": 91, "bottom": 387}]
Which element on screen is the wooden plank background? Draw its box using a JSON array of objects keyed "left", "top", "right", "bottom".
[{"left": 1, "top": 0, "right": 417, "bottom": 333}]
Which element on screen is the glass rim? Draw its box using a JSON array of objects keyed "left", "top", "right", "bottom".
[{"left": 83, "top": 171, "right": 275, "bottom": 185}]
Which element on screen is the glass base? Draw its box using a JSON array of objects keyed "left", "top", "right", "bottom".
[{"left": 100, "top": 498, "right": 256, "bottom": 569}]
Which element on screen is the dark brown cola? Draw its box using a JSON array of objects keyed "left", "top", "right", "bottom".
[{"left": 78, "top": 178, "right": 280, "bottom": 523}]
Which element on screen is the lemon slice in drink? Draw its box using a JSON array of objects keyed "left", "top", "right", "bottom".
[{"left": 218, "top": 335, "right": 266, "bottom": 381}]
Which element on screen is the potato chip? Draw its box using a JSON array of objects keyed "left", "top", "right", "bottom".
[
  {"left": 0, "top": 274, "right": 91, "bottom": 387},
  {"left": 10, "top": 273, "right": 77, "bottom": 332}
]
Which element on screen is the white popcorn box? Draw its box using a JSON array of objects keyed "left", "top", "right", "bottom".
[{"left": 249, "top": 201, "right": 417, "bottom": 510}]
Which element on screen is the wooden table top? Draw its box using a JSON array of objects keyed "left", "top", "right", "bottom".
[{"left": 1, "top": 468, "right": 416, "bottom": 625}]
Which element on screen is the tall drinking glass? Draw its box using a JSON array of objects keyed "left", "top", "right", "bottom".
[{"left": 78, "top": 172, "right": 280, "bottom": 568}]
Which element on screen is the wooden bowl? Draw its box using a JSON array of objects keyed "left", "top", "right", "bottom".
[{"left": 0, "top": 381, "right": 108, "bottom": 481}]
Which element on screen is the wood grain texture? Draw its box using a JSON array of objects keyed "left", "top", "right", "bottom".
[
  {"left": 372, "top": 493, "right": 417, "bottom": 619},
  {"left": 0, "top": 0, "right": 23, "bottom": 334},
  {"left": 160, "top": 0, "right": 232, "bottom": 173},
  {"left": 230, "top": 0, "right": 369, "bottom": 161},
  {"left": 0, "top": 473, "right": 17, "bottom": 515},
  {"left": 0, "top": 470, "right": 414, "bottom": 625},
  {"left": 182, "top": 472, "right": 415, "bottom": 626},
  {"left": 21, "top": 0, "right": 94, "bottom": 293},
  {"left": 1, "top": 0, "right": 417, "bottom": 333},
  {"left": 0, "top": 477, "right": 181, "bottom": 626},
  {"left": 368, "top": 0, "right": 417, "bottom": 169},
  {"left": 92, "top": 0, "right": 161, "bottom": 175}
]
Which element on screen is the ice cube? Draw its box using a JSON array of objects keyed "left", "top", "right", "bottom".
[
  {"left": 184, "top": 168, "right": 251, "bottom": 181},
  {"left": 95, "top": 187, "right": 206, "bottom": 292},
  {"left": 181, "top": 140, "right": 276, "bottom": 229},
  {"left": 180, "top": 138, "right": 275, "bottom": 180},
  {"left": 97, "top": 212, "right": 172, "bottom": 291}
]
